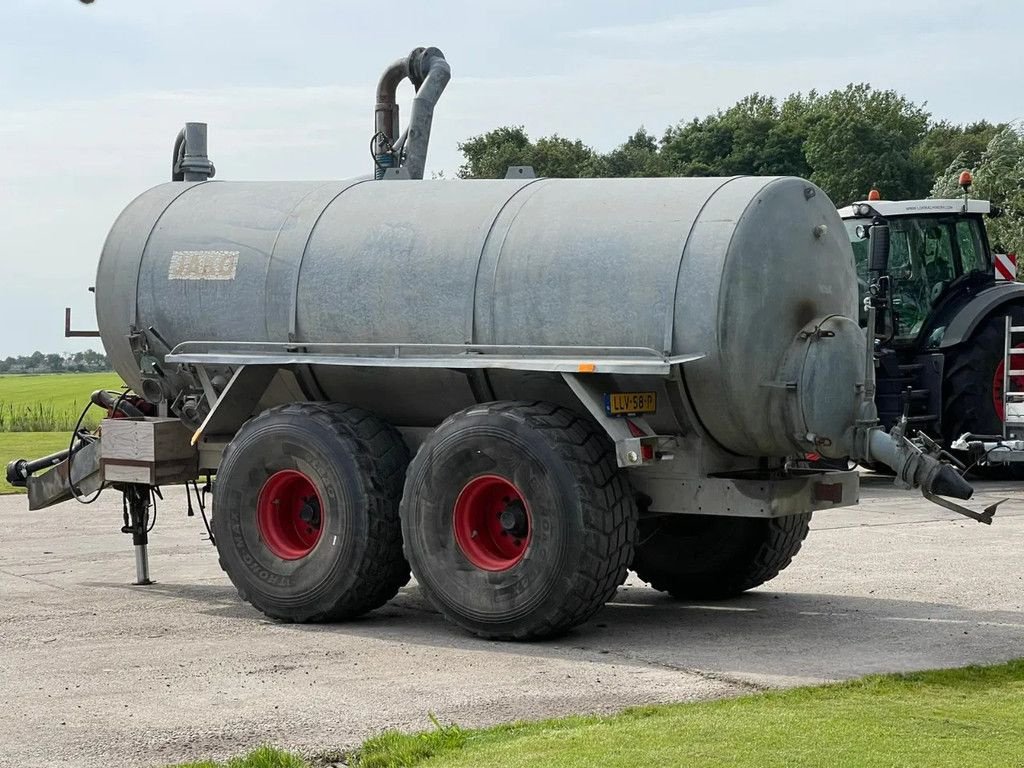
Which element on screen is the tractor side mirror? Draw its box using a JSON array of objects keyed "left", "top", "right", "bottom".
[{"left": 869, "top": 224, "right": 890, "bottom": 273}]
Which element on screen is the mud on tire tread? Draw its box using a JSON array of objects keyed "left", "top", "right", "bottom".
[
  {"left": 633, "top": 512, "right": 811, "bottom": 600},
  {"left": 401, "top": 401, "right": 637, "bottom": 640},
  {"left": 214, "top": 402, "right": 410, "bottom": 623}
]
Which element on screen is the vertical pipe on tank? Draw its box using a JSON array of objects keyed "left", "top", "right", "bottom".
[
  {"left": 374, "top": 55, "right": 411, "bottom": 179},
  {"left": 401, "top": 47, "right": 450, "bottom": 181},
  {"left": 372, "top": 47, "right": 450, "bottom": 180},
  {"left": 171, "top": 123, "right": 215, "bottom": 182}
]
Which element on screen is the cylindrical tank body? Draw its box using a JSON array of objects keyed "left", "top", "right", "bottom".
[{"left": 96, "top": 176, "right": 858, "bottom": 458}]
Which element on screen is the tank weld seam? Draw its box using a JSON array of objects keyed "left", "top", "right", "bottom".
[
  {"left": 707, "top": 177, "right": 795, "bottom": 454},
  {"left": 662, "top": 175, "right": 745, "bottom": 356},
  {"left": 665, "top": 176, "right": 748, "bottom": 454},
  {"left": 263, "top": 181, "right": 340, "bottom": 340},
  {"left": 287, "top": 178, "right": 372, "bottom": 340},
  {"left": 131, "top": 181, "right": 212, "bottom": 338},
  {"left": 468, "top": 179, "right": 552, "bottom": 350},
  {"left": 468, "top": 177, "right": 548, "bottom": 346}
]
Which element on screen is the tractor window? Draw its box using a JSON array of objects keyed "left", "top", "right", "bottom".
[
  {"left": 845, "top": 220, "right": 870, "bottom": 324},
  {"left": 956, "top": 218, "right": 987, "bottom": 274},
  {"left": 844, "top": 213, "right": 992, "bottom": 341},
  {"left": 888, "top": 218, "right": 957, "bottom": 339}
]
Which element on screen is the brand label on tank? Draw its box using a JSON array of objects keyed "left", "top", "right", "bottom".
[{"left": 168, "top": 250, "right": 239, "bottom": 280}]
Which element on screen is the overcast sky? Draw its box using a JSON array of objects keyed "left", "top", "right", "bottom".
[{"left": 2, "top": 0, "right": 1022, "bottom": 356}]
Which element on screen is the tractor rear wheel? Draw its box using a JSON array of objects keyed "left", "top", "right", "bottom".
[
  {"left": 400, "top": 401, "right": 636, "bottom": 640},
  {"left": 943, "top": 309, "right": 1024, "bottom": 478},
  {"left": 213, "top": 402, "right": 410, "bottom": 622},
  {"left": 632, "top": 513, "right": 811, "bottom": 599}
]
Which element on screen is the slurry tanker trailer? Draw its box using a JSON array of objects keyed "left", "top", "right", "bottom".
[{"left": 8, "top": 48, "right": 1000, "bottom": 640}]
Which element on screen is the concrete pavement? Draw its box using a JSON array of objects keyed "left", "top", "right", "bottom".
[{"left": 0, "top": 474, "right": 1021, "bottom": 767}]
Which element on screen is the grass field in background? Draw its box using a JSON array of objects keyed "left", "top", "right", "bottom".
[
  {"left": 0, "top": 373, "right": 123, "bottom": 494},
  {"left": 171, "top": 660, "right": 1024, "bottom": 768},
  {"left": 0, "top": 372, "right": 123, "bottom": 432}
]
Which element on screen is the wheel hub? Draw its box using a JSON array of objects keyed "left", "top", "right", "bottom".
[
  {"left": 256, "top": 469, "right": 324, "bottom": 560},
  {"left": 498, "top": 500, "right": 528, "bottom": 538},
  {"left": 452, "top": 475, "right": 532, "bottom": 571}
]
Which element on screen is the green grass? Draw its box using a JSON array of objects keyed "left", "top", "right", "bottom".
[
  {"left": 172, "top": 746, "right": 307, "bottom": 768},
  {"left": 0, "top": 432, "right": 78, "bottom": 494},
  {"left": 0, "top": 372, "right": 123, "bottom": 431},
  {"left": 357, "top": 716, "right": 466, "bottom": 768},
  {"left": 167, "top": 661, "right": 1024, "bottom": 768}
]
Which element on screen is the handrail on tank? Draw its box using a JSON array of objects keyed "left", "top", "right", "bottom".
[
  {"left": 373, "top": 47, "right": 450, "bottom": 180},
  {"left": 164, "top": 340, "right": 705, "bottom": 376}
]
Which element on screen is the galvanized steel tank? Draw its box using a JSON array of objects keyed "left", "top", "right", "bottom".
[{"left": 96, "top": 175, "right": 859, "bottom": 458}]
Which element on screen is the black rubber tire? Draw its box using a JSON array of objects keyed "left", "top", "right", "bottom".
[
  {"left": 943, "top": 308, "right": 1024, "bottom": 479},
  {"left": 632, "top": 512, "right": 811, "bottom": 600},
  {"left": 213, "top": 402, "right": 410, "bottom": 622},
  {"left": 400, "top": 401, "right": 637, "bottom": 641}
]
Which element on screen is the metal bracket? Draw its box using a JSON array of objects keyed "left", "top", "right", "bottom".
[
  {"left": 26, "top": 439, "right": 102, "bottom": 511},
  {"left": 190, "top": 365, "right": 279, "bottom": 444},
  {"left": 561, "top": 372, "right": 669, "bottom": 468},
  {"left": 922, "top": 492, "right": 1004, "bottom": 525},
  {"left": 505, "top": 166, "right": 536, "bottom": 179},
  {"left": 381, "top": 167, "right": 412, "bottom": 180},
  {"left": 64, "top": 306, "right": 100, "bottom": 338},
  {"left": 798, "top": 328, "right": 835, "bottom": 341}
]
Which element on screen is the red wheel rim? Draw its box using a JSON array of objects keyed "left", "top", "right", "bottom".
[
  {"left": 452, "top": 475, "right": 532, "bottom": 571},
  {"left": 993, "top": 344, "right": 1024, "bottom": 422},
  {"left": 256, "top": 469, "right": 324, "bottom": 560}
]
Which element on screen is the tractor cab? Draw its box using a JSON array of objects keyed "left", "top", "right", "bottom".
[
  {"left": 835, "top": 187, "right": 1024, "bottom": 450},
  {"left": 838, "top": 196, "right": 995, "bottom": 346}
]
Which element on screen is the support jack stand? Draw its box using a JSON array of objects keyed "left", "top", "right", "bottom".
[{"left": 121, "top": 484, "right": 155, "bottom": 585}]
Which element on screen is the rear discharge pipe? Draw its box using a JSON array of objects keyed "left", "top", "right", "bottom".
[
  {"left": 866, "top": 427, "right": 973, "bottom": 499},
  {"left": 851, "top": 304, "right": 983, "bottom": 516}
]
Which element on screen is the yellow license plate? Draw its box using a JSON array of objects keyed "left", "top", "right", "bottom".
[{"left": 605, "top": 391, "right": 657, "bottom": 416}]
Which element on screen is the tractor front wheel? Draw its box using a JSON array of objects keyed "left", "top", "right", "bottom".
[{"left": 943, "top": 310, "right": 1024, "bottom": 478}]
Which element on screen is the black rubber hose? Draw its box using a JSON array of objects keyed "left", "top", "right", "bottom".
[
  {"left": 930, "top": 464, "right": 974, "bottom": 500},
  {"left": 90, "top": 389, "right": 144, "bottom": 417}
]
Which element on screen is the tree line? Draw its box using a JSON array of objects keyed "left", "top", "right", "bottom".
[
  {"left": 455, "top": 83, "right": 1022, "bottom": 253},
  {"left": 0, "top": 349, "right": 110, "bottom": 374}
]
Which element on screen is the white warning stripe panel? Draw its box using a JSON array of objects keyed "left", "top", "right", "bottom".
[
  {"left": 168, "top": 250, "right": 240, "bottom": 281},
  {"left": 995, "top": 252, "right": 1017, "bottom": 281}
]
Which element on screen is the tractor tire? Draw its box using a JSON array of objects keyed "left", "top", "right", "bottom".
[
  {"left": 632, "top": 512, "right": 811, "bottom": 600},
  {"left": 400, "top": 401, "right": 637, "bottom": 641},
  {"left": 943, "top": 309, "right": 1024, "bottom": 479},
  {"left": 213, "top": 402, "right": 410, "bottom": 622}
]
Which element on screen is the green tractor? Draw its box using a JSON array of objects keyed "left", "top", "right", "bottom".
[{"left": 838, "top": 179, "right": 1022, "bottom": 470}]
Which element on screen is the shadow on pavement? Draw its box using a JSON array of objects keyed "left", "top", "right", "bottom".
[{"left": 90, "top": 576, "right": 1024, "bottom": 683}]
